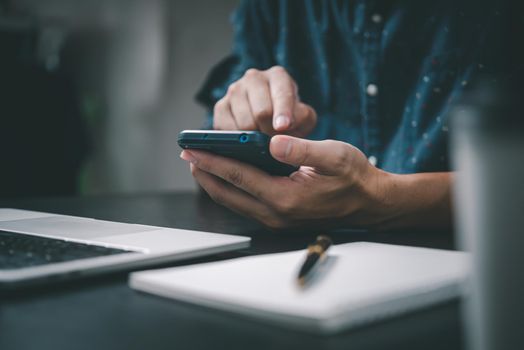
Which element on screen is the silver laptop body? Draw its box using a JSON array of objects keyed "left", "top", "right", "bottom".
[{"left": 0, "top": 208, "right": 250, "bottom": 288}]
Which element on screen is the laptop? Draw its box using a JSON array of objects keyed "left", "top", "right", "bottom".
[{"left": 0, "top": 208, "right": 250, "bottom": 288}]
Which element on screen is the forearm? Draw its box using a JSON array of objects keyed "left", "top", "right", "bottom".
[{"left": 371, "top": 171, "right": 454, "bottom": 231}]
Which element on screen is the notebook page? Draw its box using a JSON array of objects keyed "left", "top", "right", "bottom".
[{"left": 130, "top": 242, "right": 469, "bottom": 331}]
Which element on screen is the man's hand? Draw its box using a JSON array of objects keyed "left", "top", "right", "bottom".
[
  {"left": 181, "top": 135, "right": 454, "bottom": 230},
  {"left": 181, "top": 135, "right": 387, "bottom": 229},
  {"left": 213, "top": 66, "right": 317, "bottom": 137}
]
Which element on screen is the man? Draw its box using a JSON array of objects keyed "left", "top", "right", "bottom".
[{"left": 180, "top": 0, "right": 509, "bottom": 230}]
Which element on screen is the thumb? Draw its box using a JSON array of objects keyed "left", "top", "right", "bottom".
[{"left": 270, "top": 135, "right": 349, "bottom": 175}]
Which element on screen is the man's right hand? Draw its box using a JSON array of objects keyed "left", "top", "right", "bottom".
[{"left": 213, "top": 66, "right": 317, "bottom": 137}]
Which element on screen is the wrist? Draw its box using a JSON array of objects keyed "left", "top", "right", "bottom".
[
  {"left": 364, "top": 171, "right": 453, "bottom": 231},
  {"left": 341, "top": 164, "right": 396, "bottom": 229},
  {"left": 360, "top": 167, "right": 402, "bottom": 229}
]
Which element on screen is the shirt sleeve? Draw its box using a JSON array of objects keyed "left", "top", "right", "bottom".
[{"left": 195, "top": 0, "right": 278, "bottom": 128}]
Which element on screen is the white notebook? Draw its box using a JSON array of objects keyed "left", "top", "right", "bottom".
[{"left": 129, "top": 242, "right": 469, "bottom": 334}]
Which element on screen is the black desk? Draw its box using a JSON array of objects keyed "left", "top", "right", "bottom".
[{"left": 0, "top": 192, "right": 463, "bottom": 350}]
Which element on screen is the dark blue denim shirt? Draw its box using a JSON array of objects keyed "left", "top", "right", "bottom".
[{"left": 196, "top": 0, "right": 506, "bottom": 174}]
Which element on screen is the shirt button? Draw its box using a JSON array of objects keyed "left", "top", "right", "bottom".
[
  {"left": 368, "top": 155, "right": 378, "bottom": 166},
  {"left": 366, "top": 83, "right": 378, "bottom": 97},
  {"left": 371, "top": 13, "right": 383, "bottom": 23}
]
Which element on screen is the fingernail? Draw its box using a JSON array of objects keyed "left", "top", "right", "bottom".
[
  {"left": 271, "top": 136, "right": 293, "bottom": 159},
  {"left": 273, "top": 115, "right": 290, "bottom": 130},
  {"left": 180, "top": 150, "right": 198, "bottom": 164}
]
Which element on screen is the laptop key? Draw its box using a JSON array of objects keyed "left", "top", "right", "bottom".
[{"left": 0, "top": 229, "right": 134, "bottom": 269}]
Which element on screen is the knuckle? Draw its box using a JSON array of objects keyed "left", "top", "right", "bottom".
[
  {"left": 274, "top": 197, "right": 297, "bottom": 216},
  {"left": 309, "top": 108, "right": 318, "bottom": 123},
  {"left": 293, "top": 141, "right": 311, "bottom": 166},
  {"left": 302, "top": 104, "right": 316, "bottom": 120},
  {"left": 227, "top": 82, "right": 240, "bottom": 95},
  {"left": 225, "top": 168, "right": 243, "bottom": 187},
  {"left": 244, "top": 68, "right": 261, "bottom": 78},
  {"left": 330, "top": 141, "right": 351, "bottom": 172},
  {"left": 213, "top": 98, "right": 227, "bottom": 114},
  {"left": 209, "top": 192, "right": 225, "bottom": 206},
  {"left": 190, "top": 165, "right": 198, "bottom": 176},
  {"left": 268, "top": 65, "right": 287, "bottom": 75}
]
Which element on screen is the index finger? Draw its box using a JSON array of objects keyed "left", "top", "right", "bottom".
[{"left": 267, "top": 66, "right": 297, "bottom": 132}]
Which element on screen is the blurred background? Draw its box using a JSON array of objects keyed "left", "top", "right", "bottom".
[{"left": 0, "top": 0, "right": 238, "bottom": 197}]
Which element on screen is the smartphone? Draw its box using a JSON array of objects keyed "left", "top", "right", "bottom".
[{"left": 178, "top": 130, "right": 298, "bottom": 176}]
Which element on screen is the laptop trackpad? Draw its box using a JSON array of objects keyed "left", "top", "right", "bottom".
[{"left": 0, "top": 216, "right": 156, "bottom": 239}]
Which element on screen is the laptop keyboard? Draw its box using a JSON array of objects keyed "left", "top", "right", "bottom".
[{"left": 0, "top": 229, "right": 134, "bottom": 269}]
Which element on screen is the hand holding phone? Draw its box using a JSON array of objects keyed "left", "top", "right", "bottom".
[{"left": 178, "top": 130, "right": 298, "bottom": 176}]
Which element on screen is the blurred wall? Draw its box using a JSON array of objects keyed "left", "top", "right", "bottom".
[
  {"left": 150, "top": 0, "right": 238, "bottom": 193},
  {"left": 87, "top": 0, "right": 238, "bottom": 194},
  {"left": 12, "top": 0, "right": 238, "bottom": 194}
]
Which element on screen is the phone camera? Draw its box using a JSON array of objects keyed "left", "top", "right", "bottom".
[{"left": 239, "top": 134, "right": 249, "bottom": 144}]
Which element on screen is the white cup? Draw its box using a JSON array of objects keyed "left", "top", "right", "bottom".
[{"left": 452, "top": 85, "right": 524, "bottom": 350}]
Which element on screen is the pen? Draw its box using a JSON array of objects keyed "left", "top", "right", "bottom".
[{"left": 297, "top": 235, "right": 332, "bottom": 286}]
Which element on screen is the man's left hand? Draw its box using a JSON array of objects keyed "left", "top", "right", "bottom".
[{"left": 180, "top": 135, "right": 389, "bottom": 230}]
